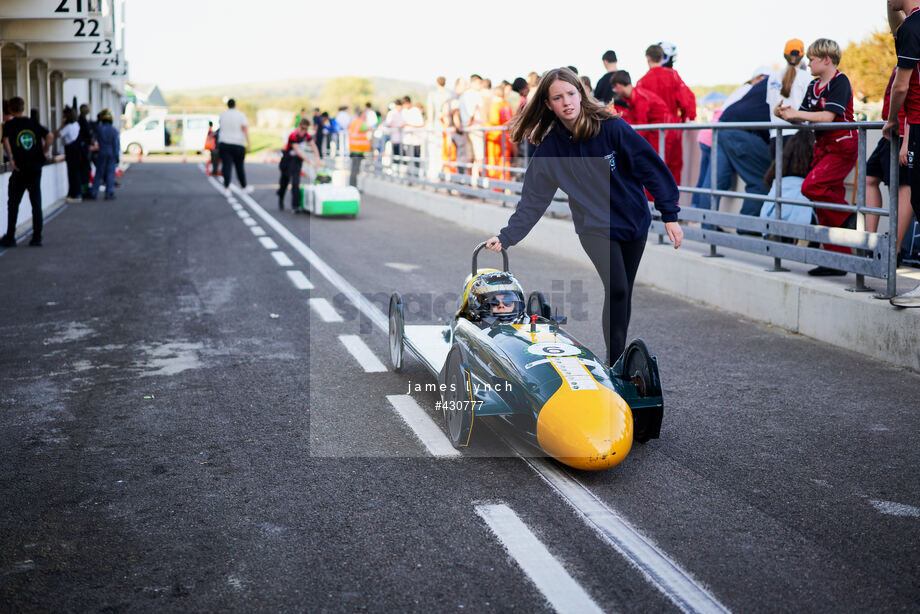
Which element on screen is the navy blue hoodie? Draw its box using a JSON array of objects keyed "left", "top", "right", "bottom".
[{"left": 497, "top": 117, "right": 680, "bottom": 247}]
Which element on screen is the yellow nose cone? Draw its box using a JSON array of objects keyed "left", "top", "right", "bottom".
[{"left": 536, "top": 385, "right": 633, "bottom": 471}]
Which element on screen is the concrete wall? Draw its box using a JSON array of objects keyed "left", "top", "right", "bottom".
[
  {"left": 362, "top": 176, "right": 920, "bottom": 372},
  {"left": 1, "top": 161, "right": 68, "bottom": 238}
]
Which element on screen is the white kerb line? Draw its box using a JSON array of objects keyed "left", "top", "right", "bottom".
[
  {"left": 475, "top": 504, "right": 605, "bottom": 614},
  {"left": 259, "top": 237, "right": 279, "bottom": 250},
  {"left": 385, "top": 395, "right": 460, "bottom": 457},
  {"left": 286, "top": 270, "right": 314, "bottom": 290},
  {"left": 309, "top": 298, "right": 342, "bottom": 322},
  {"left": 338, "top": 334, "right": 386, "bottom": 373}
]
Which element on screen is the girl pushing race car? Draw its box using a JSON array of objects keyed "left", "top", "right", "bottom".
[{"left": 485, "top": 67, "right": 683, "bottom": 364}]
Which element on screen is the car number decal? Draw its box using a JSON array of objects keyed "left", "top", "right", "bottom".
[
  {"left": 526, "top": 342, "right": 580, "bottom": 357},
  {"left": 550, "top": 357, "right": 598, "bottom": 391}
]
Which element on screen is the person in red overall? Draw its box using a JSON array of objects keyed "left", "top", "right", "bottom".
[
  {"left": 777, "top": 38, "right": 857, "bottom": 276},
  {"left": 636, "top": 44, "right": 696, "bottom": 183},
  {"left": 610, "top": 70, "right": 680, "bottom": 166}
]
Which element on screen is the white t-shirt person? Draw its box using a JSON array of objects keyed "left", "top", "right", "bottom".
[
  {"left": 59, "top": 122, "right": 80, "bottom": 146},
  {"left": 218, "top": 107, "right": 249, "bottom": 147}
]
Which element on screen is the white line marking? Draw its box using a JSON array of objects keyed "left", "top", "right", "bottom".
[
  {"left": 228, "top": 186, "right": 388, "bottom": 331},
  {"left": 250, "top": 226, "right": 267, "bottom": 236},
  {"left": 212, "top": 183, "right": 726, "bottom": 613},
  {"left": 286, "top": 270, "right": 314, "bottom": 290},
  {"left": 270, "top": 251, "right": 294, "bottom": 267},
  {"left": 231, "top": 203, "right": 243, "bottom": 211},
  {"left": 309, "top": 298, "right": 343, "bottom": 322},
  {"left": 497, "top": 433, "right": 730, "bottom": 614},
  {"left": 869, "top": 499, "right": 920, "bottom": 518},
  {"left": 237, "top": 210, "right": 251, "bottom": 219},
  {"left": 475, "top": 503, "right": 605, "bottom": 614},
  {"left": 385, "top": 395, "right": 460, "bottom": 457},
  {"left": 384, "top": 262, "right": 420, "bottom": 272},
  {"left": 242, "top": 218, "right": 257, "bottom": 227},
  {"left": 338, "top": 334, "right": 386, "bottom": 373},
  {"left": 259, "top": 237, "right": 279, "bottom": 250}
]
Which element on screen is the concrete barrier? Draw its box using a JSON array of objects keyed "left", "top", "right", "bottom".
[
  {"left": 362, "top": 176, "right": 920, "bottom": 372},
  {"left": 1, "top": 161, "right": 68, "bottom": 239}
]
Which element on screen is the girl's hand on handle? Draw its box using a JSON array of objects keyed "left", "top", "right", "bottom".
[
  {"left": 485, "top": 236, "right": 503, "bottom": 252},
  {"left": 665, "top": 221, "right": 683, "bottom": 249}
]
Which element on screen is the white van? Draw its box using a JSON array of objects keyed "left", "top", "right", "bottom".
[{"left": 121, "top": 114, "right": 219, "bottom": 155}]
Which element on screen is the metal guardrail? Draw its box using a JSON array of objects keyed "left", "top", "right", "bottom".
[{"left": 356, "top": 121, "right": 902, "bottom": 298}]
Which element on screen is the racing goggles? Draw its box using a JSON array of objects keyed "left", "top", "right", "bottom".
[{"left": 486, "top": 292, "right": 520, "bottom": 308}]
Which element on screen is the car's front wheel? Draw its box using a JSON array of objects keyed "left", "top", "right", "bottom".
[{"left": 442, "top": 346, "right": 474, "bottom": 448}]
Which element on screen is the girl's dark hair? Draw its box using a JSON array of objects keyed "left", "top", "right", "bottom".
[
  {"left": 509, "top": 67, "right": 612, "bottom": 145},
  {"left": 62, "top": 106, "right": 77, "bottom": 124},
  {"left": 780, "top": 53, "right": 803, "bottom": 98},
  {"left": 764, "top": 131, "right": 815, "bottom": 185}
]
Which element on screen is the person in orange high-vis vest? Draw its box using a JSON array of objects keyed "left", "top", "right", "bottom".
[
  {"left": 486, "top": 85, "right": 514, "bottom": 180},
  {"left": 349, "top": 110, "right": 374, "bottom": 187}
]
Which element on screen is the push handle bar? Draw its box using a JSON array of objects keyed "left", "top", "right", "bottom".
[{"left": 472, "top": 241, "right": 509, "bottom": 276}]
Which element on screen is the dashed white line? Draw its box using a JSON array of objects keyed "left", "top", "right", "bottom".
[
  {"left": 229, "top": 186, "right": 388, "bottom": 331},
  {"left": 286, "top": 270, "right": 314, "bottom": 290},
  {"left": 236, "top": 210, "right": 251, "bottom": 219},
  {"left": 250, "top": 226, "right": 267, "bottom": 236},
  {"left": 309, "top": 298, "right": 343, "bottom": 322},
  {"left": 338, "top": 334, "right": 386, "bottom": 372},
  {"left": 259, "top": 237, "right": 280, "bottom": 250},
  {"left": 475, "top": 503, "right": 605, "bottom": 614},
  {"left": 243, "top": 217, "right": 258, "bottom": 226},
  {"left": 385, "top": 395, "right": 460, "bottom": 457},
  {"left": 270, "top": 251, "right": 294, "bottom": 267},
  {"left": 869, "top": 499, "right": 920, "bottom": 518}
]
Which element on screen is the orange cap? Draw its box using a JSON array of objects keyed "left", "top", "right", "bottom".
[{"left": 784, "top": 38, "right": 805, "bottom": 57}]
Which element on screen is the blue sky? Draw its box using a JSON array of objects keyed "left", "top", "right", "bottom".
[{"left": 124, "top": 0, "right": 888, "bottom": 91}]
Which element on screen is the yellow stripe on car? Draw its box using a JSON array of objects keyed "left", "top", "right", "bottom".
[{"left": 536, "top": 359, "right": 633, "bottom": 470}]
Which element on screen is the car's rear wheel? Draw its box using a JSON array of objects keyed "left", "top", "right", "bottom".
[
  {"left": 622, "top": 339, "right": 663, "bottom": 443},
  {"left": 442, "top": 346, "right": 474, "bottom": 448},
  {"left": 388, "top": 293, "right": 404, "bottom": 372},
  {"left": 622, "top": 339, "right": 660, "bottom": 398},
  {"left": 126, "top": 143, "right": 143, "bottom": 156}
]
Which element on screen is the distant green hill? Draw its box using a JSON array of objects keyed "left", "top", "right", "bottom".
[{"left": 163, "top": 76, "right": 431, "bottom": 114}]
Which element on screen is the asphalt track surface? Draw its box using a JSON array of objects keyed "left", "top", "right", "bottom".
[{"left": 1, "top": 162, "right": 918, "bottom": 613}]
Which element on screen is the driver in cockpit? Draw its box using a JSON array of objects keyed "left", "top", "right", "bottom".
[{"left": 466, "top": 271, "right": 526, "bottom": 326}]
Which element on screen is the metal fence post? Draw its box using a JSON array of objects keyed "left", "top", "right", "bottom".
[
  {"left": 882, "top": 132, "right": 900, "bottom": 299},
  {"left": 767, "top": 128, "right": 789, "bottom": 272},
  {"left": 704, "top": 126, "right": 722, "bottom": 258},
  {"left": 848, "top": 127, "right": 872, "bottom": 292}
]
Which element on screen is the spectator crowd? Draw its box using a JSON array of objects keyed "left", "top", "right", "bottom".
[{"left": 4, "top": 3, "right": 920, "bottom": 307}]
